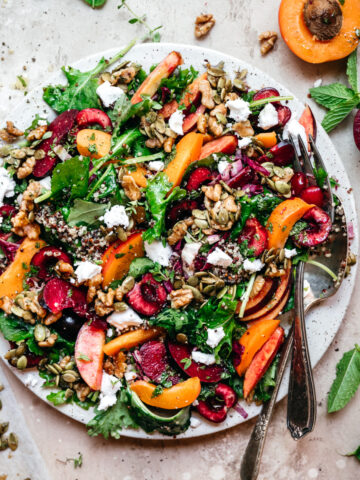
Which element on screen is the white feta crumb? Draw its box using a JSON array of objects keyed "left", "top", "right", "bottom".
[
  {"left": 124, "top": 363, "right": 138, "bottom": 382},
  {"left": 207, "top": 247, "right": 233, "bottom": 268},
  {"left": 148, "top": 160, "right": 165, "bottom": 172},
  {"left": 100, "top": 205, "right": 130, "bottom": 229},
  {"left": 257, "top": 103, "right": 279, "bottom": 130},
  {"left": 190, "top": 417, "right": 201, "bottom": 428},
  {"left": 243, "top": 258, "right": 264, "bottom": 273},
  {"left": 98, "top": 372, "right": 122, "bottom": 411},
  {"left": 53, "top": 144, "right": 71, "bottom": 161},
  {"left": 75, "top": 261, "right": 102, "bottom": 284},
  {"left": 206, "top": 327, "right": 225, "bottom": 348},
  {"left": 238, "top": 137, "right": 252, "bottom": 149},
  {"left": 218, "top": 160, "right": 229, "bottom": 175},
  {"left": 107, "top": 327, "right": 114, "bottom": 337},
  {"left": 284, "top": 248, "right": 298, "bottom": 259},
  {"left": 38, "top": 176, "right": 51, "bottom": 191},
  {"left": 38, "top": 119, "right": 48, "bottom": 126},
  {"left": 181, "top": 242, "right": 201, "bottom": 275},
  {"left": 0, "top": 167, "right": 16, "bottom": 206},
  {"left": 226, "top": 98, "right": 251, "bottom": 122},
  {"left": 169, "top": 109, "right": 185, "bottom": 135},
  {"left": 191, "top": 351, "right": 216, "bottom": 365},
  {"left": 282, "top": 118, "right": 307, "bottom": 155},
  {"left": 107, "top": 307, "right": 143, "bottom": 331},
  {"left": 313, "top": 78, "right": 323, "bottom": 88},
  {"left": 96, "top": 81, "right": 124, "bottom": 108},
  {"left": 144, "top": 240, "right": 173, "bottom": 267},
  {"left": 16, "top": 193, "right": 23, "bottom": 205},
  {"left": 192, "top": 399, "right": 199, "bottom": 406}
]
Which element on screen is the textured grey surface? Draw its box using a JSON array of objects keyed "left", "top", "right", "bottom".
[{"left": 0, "top": 0, "right": 360, "bottom": 479}]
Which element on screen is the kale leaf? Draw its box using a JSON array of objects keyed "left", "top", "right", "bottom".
[{"left": 51, "top": 156, "right": 90, "bottom": 200}]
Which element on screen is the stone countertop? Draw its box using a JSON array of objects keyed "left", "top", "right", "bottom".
[{"left": 0, "top": 0, "right": 360, "bottom": 479}]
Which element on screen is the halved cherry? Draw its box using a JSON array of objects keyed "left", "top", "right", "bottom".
[
  {"left": 127, "top": 273, "right": 167, "bottom": 316},
  {"left": 42, "top": 277, "right": 87, "bottom": 315},
  {"left": 76, "top": 108, "right": 112, "bottom": 131},
  {"left": 31, "top": 246, "right": 72, "bottom": 280},
  {"left": 196, "top": 383, "right": 237, "bottom": 423},
  {"left": 227, "top": 166, "right": 254, "bottom": 189},
  {"left": 0, "top": 233, "right": 21, "bottom": 262},
  {"left": 276, "top": 105, "right": 291, "bottom": 127},
  {"left": 139, "top": 341, "right": 181, "bottom": 384},
  {"left": 186, "top": 167, "right": 214, "bottom": 191},
  {"left": 291, "top": 172, "right": 308, "bottom": 196},
  {"left": 253, "top": 87, "right": 280, "bottom": 103},
  {"left": 292, "top": 206, "right": 331, "bottom": 248},
  {"left": 300, "top": 186, "right": 324, "bottom": 207},
  {"left": 238, "top": 218, "right": 268, "bottom": 257},
  {"left": 268, "top": 141, "right": 295, "bottom": 166}
]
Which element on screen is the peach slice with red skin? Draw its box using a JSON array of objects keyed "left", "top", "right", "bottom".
[
  {"left": 243, "top": 326, "right": 285, "bottom": 398},
  {"left": 75, "top": 323, "right": 105, "bottom": 391},
  {"left": 299, "top": 104, "right": 317, "bottom": 148},
  {"left": 236, "top": 277, "right": 276, "bottom": 316},
  {"left": 199, "top": 135, "right": 237, "bottom": 160}
]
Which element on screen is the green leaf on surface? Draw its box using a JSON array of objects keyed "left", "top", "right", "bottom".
[
  {"left": 328, "top": 345, "right": 360, "bottom": 413},
  {"left": 321, "top": 97, "right": 360, "bottom": 132},
  {"left": 83, "top": 0, "right": 106, "bottom": 8},
  {"left": 51, "top": 156, "right": 90, "bottom": 200},
  {"left": 67, "top": 199, "right": 109, "bottom": 226},
  {"left": 87, "top": 389, "right": 138, "bottom": 439},
  {"left": 346, "top": 445, "right": 360, "bottom": 462},
  {"left": 346, "top": 49, "right": 358, "bottom": 93},
  {"left": 309, "top": 83, "right": 357, "bottom": 109}
]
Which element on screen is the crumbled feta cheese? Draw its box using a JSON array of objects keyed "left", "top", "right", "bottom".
[
  {"left": 190, "top": 417, "right": 201, "bottom": 428},
  {"left": 16, "top": 193, "right": 23, "bottom": 205},
  {"left": 75, "top": 261, "right": 102, "bottom": 284},
  {"left": 107, "top": 307, "right": 143, "bottom": 331},
  {"left": 107, "top": 327, "right": 114, "bottom": 337},
  {"left": 38, "top": 119, "right": 48, "bottom": 126},
  {"left": 243, "top": 258, "right": 264, "bottom": 273},
  {"left": 226, "top": 98, "right": 251, "bottom": 122},
  {"left": 192, "top": 399, "right": 199, "bottom": 406},
  {"left": 207, "top": 248, "right": 233, "bottom": 268},
  {"left": 218, "top": 160, "right": 229, "bottom": 175},
  {"left": 98, "top": 372, "right": 122, "bottom": 411},
  {"left": 124, "top": 363, "right": 138, "bottom": 382},
  {"left": 0, "top": 167, "right": 16, "bottom": 206},
  {"left": 238, "top": 137, "right": 252, "bottom": 149},
  {"left": 282, "top": 118, "right": 307, "bottom": 155},
  {"left": 100, "top": 205, "right": 129, "bottom": 229},
  {"left": 284, "top": 248, "right": 297, "bottom": 259},
  {"left": 191, "top": 351, "right": 216, "bottom": 365},
  {"left": 148, "top": 160, "right": 165, "bottom": 172},
  {"left": 54, "top": 144, "right": 71, "bottom": 161},
  {"left": 38, "top": 176, "right": 51, "bottom": 191},
  {"left": 181, "top": 242, "right": 201, "bottom": 275},
  {"left": 313, "top": 78, "right": 323, "bottom": 88},
  {"left": 258, "top": 103, "right": 279, "bottom": 130},
  {"left": 206, "top": 327, "right": 225, "bottom": 348},
  {"left": 96, "top": 81, "right": 124, "bottom": 108},
  {"left": 144, "top": 240, "right": 173, "bottom": 267},
  {"left": 169, "top": 109, "right": 185, "bottom": 135}
]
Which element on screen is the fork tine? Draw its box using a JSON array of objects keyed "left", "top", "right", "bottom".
[
  {"left": 288, "top": 134, "right": 302, "bottom": 173},
  {"left": 309, "top": 134, "right": 334, "bottom": 222},
  {"left": 297, "top": 135, "right": 316, "bottom": 182}
]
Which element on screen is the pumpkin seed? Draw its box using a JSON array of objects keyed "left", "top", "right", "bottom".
[
  {"left": 195, "top": 272, "right": 208, "bottom": 277},
  {"left": 116, "top": 227, "right": 128, "bottom": 241},
  {"left": 46, "top": 364, "right": 59, "bottom": 375},
  {"left": 4, "top": 349, "right": 17, "bottom": 360},
  {"left": 278, "top": 248, "right": 285, "bottom": 262},
  {"left": 0, "top": 439, "right": 8, "bottom": 451},
  {"left": 34, "top": 149, "right": 45, "bottom": 160},
  {"left": 216, "top": 209, "right": 229, "bottom": 225},
  {"left": 275, "top": 180, "right": 291, "bottom": 195},
  {"left": 187, "top": 276, "right": 199, "bottom": 287},
  {"left": 176, "top": 333, "right": 188, "bottom": 344},
  {"left": 155, "top": 117, "right": 166, "bottom": 134},
  {"left": 11, "top": 149, "right": 26, "bottom": 159},
  {"left": 183, "top": 285, "right": 203, "bottom": 302},
  {"left": 192, "top": 209, "right": 207, "bottom": 220},
  {"left": 64, "top": 361, "right": 75, "bottom": 371},
  {"left": 207, "top": 74, "right": 217, "bottom": 87},
  {"left": 16, "top": 342, "right": 27, "bottom": 356},
  {"left": 0, "top": 422, "right": 9, "bottom": 435},
  {"left": 65, "top": 388, "right": 74, "bottom": 400},
  {"left": 213, "top": 92, "right": 221, "bottom": 104},
  {"left": 114, "top": 302, "right": 128, "bottom": 312},
  {"left": 16, "top": 355, "right": 27, "bottom": 370},
  {"left": 121, "top": 276, "right": 135, "bottom": 293},
  {"left": 62, "top": 372, "right": 78, "bottom": 383},
  {"left": 53, "top": 363, "right": 63, "bottom": 374},
  {"left": 208, "top": 66, "right": 225, "bottom": 77},
  {"left": 55, "top": 375, "right": 60, "bottom": 387},
  {"left": 201, "top": 276, "right": 217, "bottom": 285},
  {"left": 203, "top": 284, "right": 216, "bottom": 296},
  {"left": 215, "top": 279, "right": 225, "bottom": 289},
  {"left": 34, "top": 324, "right": 46, "bottom": 342},
  {"left": 194, "top": 218, "right": 209, "bottom": 229},
  {"left": 265, "top": 254, "right": 276, "bottom": 264},
  {"left": 273, "top": 166, "right": 285, "bottom": 178},
  {"left": 266, "top": 179, "right": 276, "bottom": 190},
  {"left": 8, "top": 433, "right": 18, "bottom": 451},
  {"left": 216, "top": 286, "right": 228, "bottom": 299}
]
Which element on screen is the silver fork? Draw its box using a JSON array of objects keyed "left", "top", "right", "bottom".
[
  {"left": 286, "top": 134, "right": 334, "bottom": 440},
  {"left": 240, "top": 138, "right": 346, "bottom": 480}
]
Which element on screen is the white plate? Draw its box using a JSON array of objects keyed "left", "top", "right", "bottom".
[{"left": 0, "top": 42, "right": 358, "bottom": 439}]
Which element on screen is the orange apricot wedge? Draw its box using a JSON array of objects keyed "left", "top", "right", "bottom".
[
  {"left": 103, "top": 328, "right": 163, "bottom": 356},
  {"left": 199, "top": 135, "right": 237, "bottom": 160},
  {"left": 255, "top": 132, "right": 277, "bottom": 148},
  {"left": 76, "top": 129, "right": 111, "bottom": 159}
]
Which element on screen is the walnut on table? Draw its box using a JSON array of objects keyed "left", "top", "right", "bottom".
[
  {"left": 0, "top": 121, "right": 24, "bottom": 143},
  {"left": 259, "top": 31, "right": 278, "bottom": 55},
  {"left": 195, "top": 14, "right": 216, "bottom": 39}
]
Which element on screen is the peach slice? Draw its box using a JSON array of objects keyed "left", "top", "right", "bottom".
[{"left": 75, "top": 323, "right": 105, "bottom": 391}]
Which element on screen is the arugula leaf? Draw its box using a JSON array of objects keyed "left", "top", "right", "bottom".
[
  {"left": 27, "top": 337, "right": 44, "bottom": 356},
  {"left": 51, "top": 156, "right": 90, "bottom": 200},
  {"left": 83, "top": 0, "right": 106, "bottom": 8},
  {"left": 43, "top": 40, "right": 136, "bottom": 113},
  {"left": 0, "top": 312, "right": 33, "bottom": 342},
  {"left": 313, "top": 167, "right": 328, "bottom": 188},
  {"left": 128, "top": 257, "right": 155, "bottom": 278},
  {"left": 322, "top": 97, "right": 360, "bottom": 133},
  {"left": 149, "top": 308, "right": 197, "bottom": 338},
  {"left": 346, "top": 49, "right": 358, "bottom": 93},
  {"left": 86, "top": 164, "right": 121, "bottom": 202},
  {"left": 109, "top": 94, "right": 161, "bottom": 133},
  {"left": 142, "top": 173, "right": 186, "bottom": 243},
  {"left": 161, "top": 67, "right": 199, "bottom": 102},
  {"left": 47, "top": 390, "right": 72, "bottom": 406},
  {"left": 87, "top": 389, "right": 138, "bottom": 439},
  {"left": 347, "top": 445, "right": 360, "bottom": 462},
  {"left": 67, "top": 199, "right": 109, "bottom": 226},
  {"left": 309, "top": 83, "right": 356, "bottom": 109},
  {"left": 328, "top": 344, "right": 360, "bottom": 413}
]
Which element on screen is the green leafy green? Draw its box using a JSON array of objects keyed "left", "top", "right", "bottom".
[
  {"left": 86, "top": 164, "right": 121, "bottom": 202},
  {"left": 149, "top": 308, "right": 197, "bottom": 338},
  {"left": 309, "top": 83, "right": 356, "bottom": 109},
  {"left": 347, "top": 49, "right": 358, "bottom": 92},
  {"left": 67, "top": 199, "right": 109, "bottom": 226},
  {"left": 328, "top": 344, "right": 360, "bottom": 413},
  {"left": 161, "top": 67, "right": 199, "bottom": 102},
  {"left": 83, "top": 0, "right": 106, "bottom": 8},
  {"left": 321, "top": 97, "right": 360, "bottom": 133},
  {"left": 47, "top": 390, "right": 72, "bottom": 406},
  {"left": 254, "top": 355, "right": 280, "bottom": 402},
  {"left": 313, "top": 167, "right": 328, "bottom": 187},
  {"left": 128, "top": 257, "right": 155, "bottom": 278},
  {"left": 43, "top": 40, "right": 136, "bottom": 113},
  {"left": 87, "top": 389, "right": 138, "bottom": 439},
  {"left": 142, "top": 173, "right": 186, "bottom": 243},
  {"left": 347, "top": 446, "right": 360, "bottom": 462},
  {"left": 0, "top": 312, "right": 33, "bottom": 342},
  {"left": 51, "top": 156, "right": 90, "bottom": 200},
  {"left": 109, "top": 94, "right": 161, "bottom": 133}
]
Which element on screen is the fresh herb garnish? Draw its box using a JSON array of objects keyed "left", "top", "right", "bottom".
[{"left": 117, "top": 1, "right": 162, "bottom": 42}]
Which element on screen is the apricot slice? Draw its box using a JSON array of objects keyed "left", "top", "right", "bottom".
[
  {"left": 199, "top": 135, "right": 237, "bottom": 160},
  {"left": 103, "top": 328, "right": 163, "bottom": 356},
  {"left": 76, "top": 129, "right": 111, "bottom": 159}
]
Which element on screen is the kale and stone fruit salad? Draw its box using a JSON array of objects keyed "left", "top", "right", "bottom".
[{"left": 0, "top": 44, "right": 333, "bottom": 438}]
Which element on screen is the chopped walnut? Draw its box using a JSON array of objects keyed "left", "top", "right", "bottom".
[
  {"left": 85, "top": 273, "right": 103, "bottom": 302},
  {"left": 197, "top": 114, "right": 207, "bottom": 133},
  {"left": 195, "top": 13, "right": 216, "bottom": 39},
  {"left": 74, "top": 383, "right": 91, "bottom": 402},
  {"left": 168, "top": 218, "right": 194, "bottom": 245},
  {"left": 104, "top": 351, "right": 127, "bottom": 379},
  {"left": 265, "top": 262, "right": 285, "bottom": 278},
  {"left": 163, "top": 136, "right": 175, "bottom": 153},
  {"left": 55, "top": 260, "right": 74, "bottom": 277},
  {"left": 26, "top": 124, "right": 47, "bottom": 141},
  {"left": 122, "top": 175, "right": 141, "bottom": 201},
  {"left": 259, "top": 31, "right": 278, "bottom": 55},
  {"left": 11, "top": 181, "right": 42, "bottom": 239},
  {"left": 17, "top": 156, "right": 36, "bottom": 179},
  {"left": 113, "top": 66, "right": 137, "bottom": 84},
  {"left": 198, "top": 79, "right": 215, "bottom": 110},
  {"left": 250, "top": 275, "right": 265, "bottom": 298},
  {"left": 208, "top": 116, "right": 223, "bottom": 137},
  {"left": 97, "top": 289, "right": 115, "bottom": 307},
  {"left": 0, "top": 121, "right": 24, "bottom": 143},
  {"left": 15, "top": 291, "right": 46, "bottom": 319},
  {"left": 202, "top": 183, "right": 222, "bottom": 202},
  {"left": 145, "top": 137, "right": 162, "bottom": 149},
  {"left": 232, "top": 120, "right": 254, "bottom": 137},
  {"left": 38, "top": 333, "right": 58, "bottom": 348},
  {"left": 170, "top": 288, "right": 194, "bottom": 309},
  {"left": 44, "top": 312, "right": 62, "bottom": 326},
  {"left": 1, "top": 296, "right": 13, "bottom": 314},
  {"left": 94, "top": 298, "right": 114, "bottom": 316},
  {"left": 222, "top": 195, "right": 238, "bottom": 213},
  {"left": 210, "top": 103, "right": 227, "bottom": 118}
]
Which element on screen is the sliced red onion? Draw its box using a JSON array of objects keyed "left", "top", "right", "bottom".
[
  {"left": 0, "top": 234, "right": 21, "bottom": 261},
  {"left": 348, "top": 222, "right": 355, "bottom": 242},
  {"left": 242, "top": 184, "right": 264, "bottom": 197},
  {"left": 54, "top": 145, "right": 71, "bottom": 162},
  {"left": 231, "top": 159, "right": 244, "bottom": 177},
  {"left": 163, "top": 279, "right": 174, "bottom": 293},
  {"left": 234, "top": 402, "right": 248, "bottom": 419},
  {"left": 207, "top": 234, "right": 221, "bottom": 244},
  {"left": 246, "top": 157, "right": 271, "bottom": 176}
]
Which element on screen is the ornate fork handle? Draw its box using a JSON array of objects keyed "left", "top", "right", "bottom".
[
  {"left": 240, "top": 325, "right": 293, "bottom": 480},
  {"left": 287, "top": 261, "right": 316, "bottom": 439}
]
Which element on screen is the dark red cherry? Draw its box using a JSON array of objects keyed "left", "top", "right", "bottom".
[
  {"left": 291, "top": 172, "right": 308, "bottom": 196},
  {"left": 300, "top": 186, "right": 324, "bottom": 207}
]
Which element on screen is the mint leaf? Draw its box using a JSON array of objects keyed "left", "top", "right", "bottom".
[
  {"left": 346, "top": 49, "right": 358, "bottom": 93},
  {"left": 328, "top": 345, "right": 360, "bottom": 413},
  {"left": 51, "top": 156, "right": 90, "bottom": 199},
  {"left": 309, "top": 83, "right": 356, "bottom": 109},
  {"left": 67, "top": 199, "right": 109, "bottom": 226},
  {"left": 322, "top": 97, "right": 359, "bottom": 132},
  {"left": 128, "top": 257, "right": 155, "bottom": 278},
  {"left": 347, "top": 445, "right": 360, "bottom": 462},
  {"left": 83, "top": 0, "right": 106, "bottom": 8}
]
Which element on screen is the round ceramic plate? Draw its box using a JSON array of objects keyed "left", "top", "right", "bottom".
[{"left": 0, "top": 43, "right": 358, "bottom": 439}]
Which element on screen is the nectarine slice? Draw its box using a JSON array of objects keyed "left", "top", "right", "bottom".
[{"left": 75, "top": 323, "right": 105, "bottom": 391}]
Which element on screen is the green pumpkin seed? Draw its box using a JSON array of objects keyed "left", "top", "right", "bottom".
[
  {"left": 278, "top": 248, "right": 285, "bottom": 262},
  {"left": 176, "top": 333, "right": 188, "bottom": 344},
  {"left": 34, "top": 324, "right": 46, "bottom": 342},
  {"left": 183, "top": 285, "right": 203, "bottom": 302},
  {"left": 62, "top": 372, "right": 78, "bottom": 383},
  {"left": 194, "top": 218, "right": 209, "bottom": 229},
  {"left": 216, "top": 286, "right": 228, "bottom": 299},
  {"left": 203, "top": 284, "right": 216, "bottom": 296},
  {"left": 121, "top": 276, "right": 135, "bottom": 293},
  {"left": 8, "top": 433, "right": 18, "bottom": 451},
  {"left": 4, "top": 349, "right": 17, "bottom": 360},
  {"left": 34, "top": 149, "right": 45, "bottom": 160},
  {"left": 64, "top": 361, "right": 75, "bottom": 371},
  {"left": 187, "top": 276, "right": 199, "bottom": 287},
  {"left": 47, "top": 364, "right": 60, "bottom": 375},
  {"left": 65, "top": 388, "right": 74, "bottom": 400},
  {"left": 216, "top": 209, "right": 229, "bottom": 225},
  {"left": 0, "top": 422, "right": 9, "bottom": 435},
  {"left": 215, "top": 279, "right": 225, "bottom": 289},
  {"left": 273, "top": 166, "right": 285, "bottom": 178},
  {"left": 192, "top": 209, "right": 207, "bottom": 220},
  {"left": 265, "top": 254, "right": 276, "bottom": 264},
  {"left": 11, "top": 149, "right": 26, "bottom": 159},
  {"left": 275, "top": 180, "right": 291, "bottom": 195},
  {"left": 16, "top": 356, "right": 27, "bottom": 370}
]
